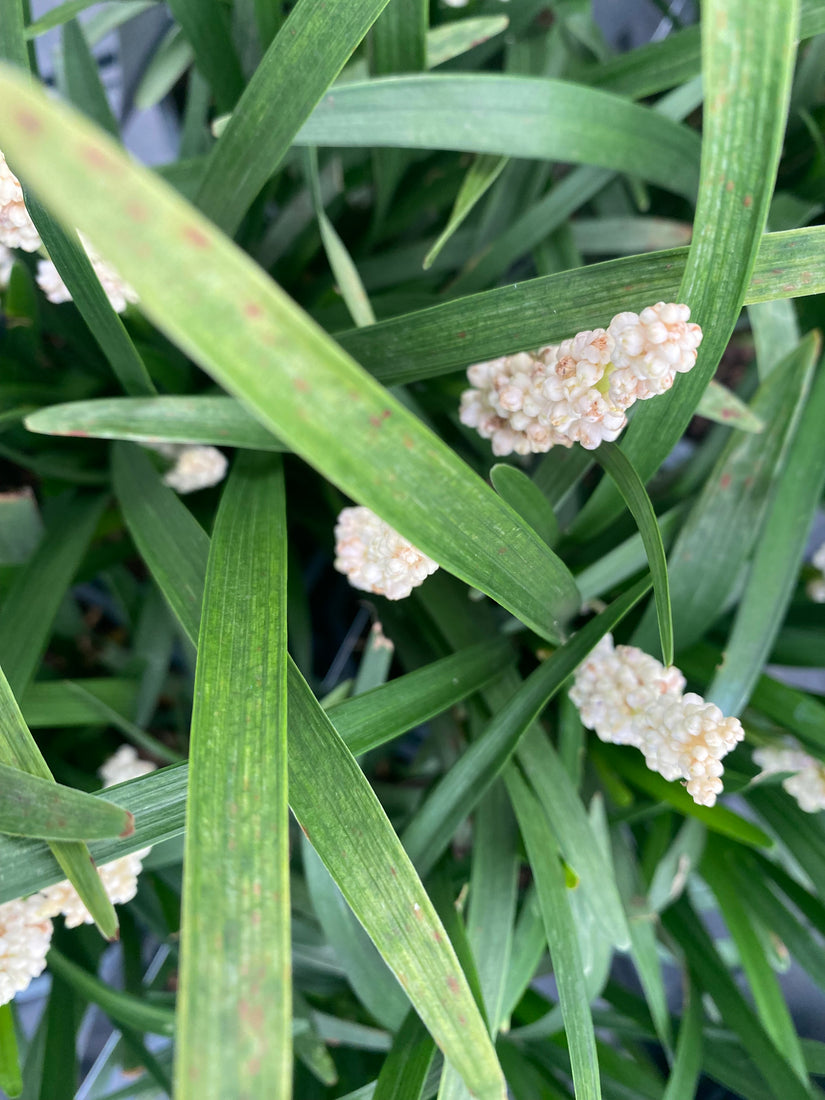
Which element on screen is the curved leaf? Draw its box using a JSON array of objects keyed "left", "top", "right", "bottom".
[{"left": 0, "top": 762, "right": 132, "bottom": 841}]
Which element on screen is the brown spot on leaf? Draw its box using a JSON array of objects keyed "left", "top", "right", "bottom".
[
  {"left": 725, "top": 179, "right": 735, "bottom": 192},
  {"left": 743, "top": 194, "right": 753, "bottom": 208},
  {"left": 457, "top": 331, "right": 467, "bottom": 339},
  {"left": 720, "top": 473, "right": 732, "bottom": 489},
  {"left": 119, "top": 812, "right": 135, "bottom": 839},
  {"left": 16, "top": 110, "right": 42, "bottom": 135},
  {"left": 126, "top": 201, "right": 148, "bottom": 222},
  {"left": 244, "top": 302, "right": 263, "bottom": 318},
  {"left": 447, "top": 975, "right": 461, "bottom": 994},
  {"left": 403, "top": 435, "right": 414, "bottom": 449},
  {"left": 182, "top": 225, "right": 210, "bottom": 249},
  {"left": 82, "top": 145, "right": 118, "bottom": 172}
]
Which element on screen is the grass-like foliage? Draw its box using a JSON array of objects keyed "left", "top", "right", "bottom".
[{"left": 2, "top": 0, "right": 825, "bottom": 1097}]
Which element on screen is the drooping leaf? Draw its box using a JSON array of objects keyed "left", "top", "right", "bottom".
[{"left": 0, "top": 762, "right": 133, "bottom": 841}]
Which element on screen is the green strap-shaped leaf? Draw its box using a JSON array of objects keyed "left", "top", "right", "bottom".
[
  {"left": 293, "top": 75, "right": 700, "bottom": 202},
  {"left": 631, "top": 336, "right": 818, "bottom": 655},
  {"left": 489, "top": 465, "right": 559, "bottom": 549},
  {"left": 196, "top": 0, "right": 394, "bottom": 233},
  {"left": 593, "top": 442, "right": 672, "bottom": 666},
  {"left": 374, "top": 1009, "right": 435, "bottom": 1100},
  {"left": 708, "top": 347, "right": 825, "bottom": 716},
  {"left": 661, "top": 978, "right": 702, "bottom": 1100},
  {"left": 0, "top": 665, "right": 117, "bottom": 937},
  {"left": 166, "top": 0, "right": 243, "bottom": 112},
  {"left": 26, "top": 396, "right": 286, "bottom": 450},
  {"left": 506, "top": 766, "right": 601, "bottom": 1100},
  {"left": 107, "top": 444, "right": 506, "bottom": 1099},
  {"left": 0, "top": 492, "right": 104, "bottom": 698},
  {"left": 695, "top": 379, "right": 765, "bottom": 433},
  {"left": 0, "top": 69, "right": 578, "bottom": 641},
  {"left": 577, "top": 0, "right": 800, "bottom": 535},
  {"left": 174, "top": 454, "right": 291, "bottom": 1099},
  {"left": 62, "top": 18, "right": 118, "bottom": 135},
  {"left": 424, "top": 154, "right": 508, "bottom": 271},
  {"left": 702, "top": 847, "right": 808, "bottom": 1081},
  {"left": 0, "top": 762, "right": 132, "bottom": 841},
  {"left": 337, "top": 227, "right": 825, "bottom": 387},
  {"left": 21, "top": 678, "right": 138, "bottom": 728},
  {"left": 0, "top": 1003, "right": 22, "bottom": 1099},
  {"left": 662, "top": 898, "right": 813, "bottom": 1100}
]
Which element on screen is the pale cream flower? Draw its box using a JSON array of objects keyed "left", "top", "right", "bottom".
[
  {"left": 36, "top": 232, "right": 138, "bottom": 314},
  {"left": 753, "top": 741, "right": 825, "bottom": 814},
  {"left": 570, "top": 634, "right": 743, "bottom": 807},
  {"left": 0, "top": 896, "right": 53, "bottom": 1006},
  {"left": 460, "top": 304, "right": 702, "bottom": 455},
  {"left": 154, "top": 443, "right": 228, "bottom": 494},
  {"left": 38, "top": 747, "right": 157, "bottom": 927},
  {"left": 0, "top": 151, "right": 41, "bottom": 252},
  {"left": 334, "top": 506, "right": 439, "bottom": 600},
  {"left": 0, "top": 243, "right": 13, "bottom": 290},
  {"left": 807, "top": 542, "right": 825, "bottom": 603}
]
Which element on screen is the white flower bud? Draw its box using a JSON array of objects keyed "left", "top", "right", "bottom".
[
  {"left": 570, "top": 634, "right": 743, "bottom": 807},
  {"left": 334, "top": 506, "right": 438, "bottom": 600},
  {"left": 153, "top": 443, "right": 228, "bottom": 494},
  {"left": 753, "top": 741, "right": 825, "bottom": 813},
  {"left": 807, "top": 542, "right": 825, "bottom": 603},
  {"left": 36, "top": 232, "right": 138, "bottom": 314},
  {"left": 607, "top": 302, "right": 702, "bottom": 403},
  {"left": 0, "top": 151, "right": 41, "bottom": 253},
  {"left": 0, "top": 896, "right": 53, "bottom": 1006},
  {"left": 38, "top": 748, "right": 157, "bottom": 927}
]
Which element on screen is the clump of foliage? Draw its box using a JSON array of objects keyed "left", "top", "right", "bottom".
[{"left": 1, "top": 0, "right": 825, "bottom": 1098}]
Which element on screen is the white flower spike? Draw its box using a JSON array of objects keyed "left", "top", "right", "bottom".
[
  {"left": 0, "top": 243, "right": 13, "bottom": 290},
  {"left": 460, "top": 303, "right": 702, "bottom": 455},
  {"left": 38, "top": 748, "right": 157, "bottom": 928},
  {"left": 36, "top": 232, "right": 138, "bottom": 314},
  {"left": 806, "top": 541, "right": 825, "bottom": 604},
  {"left": 334, "top": 506, "right": 439, "bottom": 600},
  {"left": 0, "top": 896, "right": 53, "bottom": 1006},
  {"left": 0, "top": 150, "right": 41, "bottom": 252},
  {"left": 570, "top": 634, "right": 744, "bottom": 807},
  {"left": 753, "top": 741, "right": 825, "bottom": 814},
  {"left": 152, "top": 443, "right": 229, "bottom": 494}
]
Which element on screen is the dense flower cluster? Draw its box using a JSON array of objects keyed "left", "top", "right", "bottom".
[
  {"left": 37, "top": 747, "right": 157, "bottom": 929},
  {"left": 334, "top": 506, "right": 439, "bottom": 600},
  {"left": 753, "top": 741, "right": 825, "bottom": 814},
  {"left": 36, "top": 232, "right": 138, "bottom": 314},
  {"left": 0, "top": 896, "right": 53, "bottom": 1007},
  {"left": 806, "top": 542, "right": 825, "bottom": 604},
  {"left": 460, "top": 303, "right": 702, "bottom": 454},
  {"left": 570, "top": 634, "right": 744, "bottom": 806},
  {"left": 0, "top": 150, "right": 41, "bottom": 252},
  {"left": 151, "top": 443, "right": 229, "bottom": 494}
]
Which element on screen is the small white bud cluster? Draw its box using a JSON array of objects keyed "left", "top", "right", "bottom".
[
  {"left": 753, "top": 741, "right": 825, "bottom": 814},
  {"left": 0, "top": 243, "right": 13, "bottom": 290},
  {"left": 334, "top": 506, "right": 439, "bottom": 600},
  {"left": 36, "top": 232, "right": 138, "bottom": 315},
  {"left": 460, "top": 303, "right": 702, "bottom": 455},
  {"left": 38, "top": 747, "right": 157, "bottom": 929},
  {"left": 806, "top": 542, "right": 825, "bottom": 604},
  {"left": 0, "top": 151, "right": 41, "bottom": 252},
  {"left": 0, "top": 896, "right": 53, "bottom": 1007},
  {"left": 570, "top": 634, "right": 744, "bottom": 807},
  {"left": 150, "top": 442, "right": 229, "bottom": 494}
]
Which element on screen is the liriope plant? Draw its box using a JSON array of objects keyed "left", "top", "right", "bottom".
[{"left": 1, "top": 0, "right": 825, "bottom": 1098}]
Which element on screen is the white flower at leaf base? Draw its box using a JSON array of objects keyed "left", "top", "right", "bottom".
[
  {"left": 36, "top": 232, "right": 138, "bottom": 315},
  {"left": 0, "top": 150, "right": 41, "bottom": 252},
  {"left": 0, "top": 895, "right": 53, "bottom": 1006},
  {"left": 153, "top": 443, "right": 229, "bottom": 494},
  {"left": 459, "top": 303, "right": 702, "bottom": 455},
  {"left": 753, "top": 741, "right": 825, "bottom": 814},
  {"left": 38, "top": 747, "right": 157, "bottom": 928},
  {"left": 570, "top": 634, "right": 744, "bottom": 807},
  {"left": 334, "top": 506, "right": 439, "bottom": 600},
  {"left": 806, "top": 541, "right": 825, "bottom": 604}
]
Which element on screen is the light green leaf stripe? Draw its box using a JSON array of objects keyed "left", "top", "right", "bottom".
[
  {"left": 293, "top": 75, "right": 700, "bottom": 201},
  {"left": 175, "top": 454, "right": 291, "bottom": 1100},
  {"left": 338, "top": 227, "right": 825, "bottom": 386},
  {"left": 0, "top": 762, "right": 132, "bottom": 841},
  {"left": 25, "top": 396, "right": 287, "bottom": 451},
  {"left": 696, "top": 379, "right": 764, "bottom": 433},
  {"left": 0, "top": 68, "right": 578, "bottom": 642},
  {"left": 196, "top": 0, "right": 394, "bottom": 234},
  {"left": 577, "top": 0, "right": 800, "bottom": 535},
  {"left": 0, "top": 1003, "right": 22, "bottom": 1099}
]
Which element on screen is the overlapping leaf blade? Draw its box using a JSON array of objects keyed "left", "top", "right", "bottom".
[{"left": 0, "top": 69, "right": 578, "bottom": 641}]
